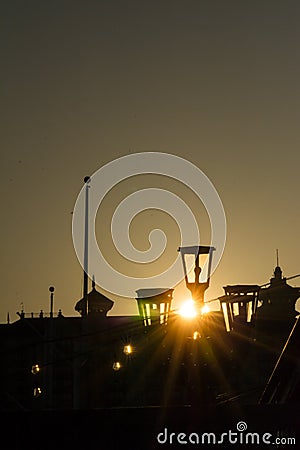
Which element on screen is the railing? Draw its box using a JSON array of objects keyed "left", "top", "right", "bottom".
[{"left": 17, "top": 310, "right": 63, "bottom": 319}]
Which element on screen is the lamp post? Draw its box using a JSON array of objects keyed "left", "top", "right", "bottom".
[
  {"left": 178, "top": 245, "right": 215, "bottom": 314},
  {"left": 176, "top": 246, "right": 217, "bottom": 406},
  {"left": 49, "top": 286, "right": 55, "bottom": 318}
]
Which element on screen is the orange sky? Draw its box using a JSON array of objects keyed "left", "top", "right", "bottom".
[{"left": 1, "top": 1, "right": 300, "bottom": 321}]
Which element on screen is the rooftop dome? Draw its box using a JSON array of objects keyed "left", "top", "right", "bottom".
[{"left": 75, "top": 283, "right": 114, "bottom": 317}]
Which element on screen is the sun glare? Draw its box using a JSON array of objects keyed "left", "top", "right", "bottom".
[
  {"left": 178, "top": 301, "right": 210, "bottom": 319},
  {"left": 201, "top": 304, "right": 210, "bottom": 315},
  {"left": 179, "top": 300, "right": 197, "bottom": 318}
]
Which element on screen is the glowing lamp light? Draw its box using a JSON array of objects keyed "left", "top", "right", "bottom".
[
  {"left": 113, "top": 361, "right": 121, "bottom": 371},
  {"left": 179, "top": 300, "right": 197, "bottom": 319},
  {"left": 33, "top": 387, "right": 42, "bottom": 397},
  {"left": 31, "top": 364, "right": 40, "bottom": 375},
  {"left": 193, "top": 331, "right": 201, "bottom": 340},
  {"left": 123, "top": 344, "right": 133, "bottom": 355}
]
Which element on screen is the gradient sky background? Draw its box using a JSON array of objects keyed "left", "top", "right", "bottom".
[{"left": 1, "top": 1, "right": 300, "bottom": 322}]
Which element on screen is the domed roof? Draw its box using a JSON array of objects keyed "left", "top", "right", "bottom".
[{"left": 75, "top": 285, "right": 114, "bottom": 316}]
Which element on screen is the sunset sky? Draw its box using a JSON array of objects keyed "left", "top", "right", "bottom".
[{"left": 1, "top": 1, "right": 300, "bottom": 322}]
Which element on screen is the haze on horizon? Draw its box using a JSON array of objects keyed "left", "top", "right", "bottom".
[{"left": 1, "top": 1, "right": 300, "bottom": 322}]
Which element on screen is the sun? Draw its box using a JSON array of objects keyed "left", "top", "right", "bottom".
[
  {"left": 178, "top": 300, "right": 210, "bottom": 318},
  {"left": 178, "top": 299, "right": 197, "bottom": 318}
]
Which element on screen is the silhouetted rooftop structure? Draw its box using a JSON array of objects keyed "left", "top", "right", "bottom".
[
  {"left": 258, "top": 264, "right": 300, "bottom": 320},
  {"left": 75, "top": 280, "right": 114, "bottom": 317}
]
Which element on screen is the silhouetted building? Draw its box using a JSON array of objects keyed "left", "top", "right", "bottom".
[
  {"left": 259, "top": 264, "right": 300, "bottom": 320},
  {"left": 252, "top": 264, "right": 300, "bottom": 389},
  {"left": 1, "top": 261, "right": 299, "bottom": 412}
]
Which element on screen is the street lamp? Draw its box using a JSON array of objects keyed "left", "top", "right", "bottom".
[
  {"left": 218, "top": 284, "right": 260, "bottom": 332},
  {"left": 178, "top": 245, "right": 215, "bottom": 314},
  {"left": 135, "top": 288, "right": 174, "bottom": 326}
]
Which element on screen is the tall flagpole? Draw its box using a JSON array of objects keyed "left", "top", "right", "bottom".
[{"left": 83, "top": 176, "right": 91, "bottom": 316}]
